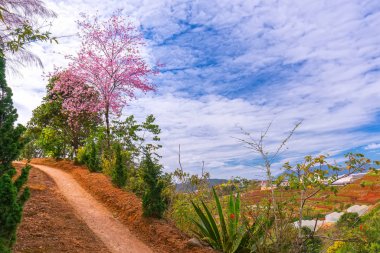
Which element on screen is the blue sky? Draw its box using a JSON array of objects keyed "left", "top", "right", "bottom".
[{"left": 8, "top": 0, "right": 380, "bottom": 179}]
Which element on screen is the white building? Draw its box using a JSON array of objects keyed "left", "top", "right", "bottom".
[
  {"left": 331, "top": 173, "right": 367, "bottom": 186},
  {"left": 347, "top": 205, "right": 369, "bottom": 216}
]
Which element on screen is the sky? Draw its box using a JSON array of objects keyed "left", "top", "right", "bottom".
[{"left": 7, "top": 0, "right": 380, "bottom": 179}]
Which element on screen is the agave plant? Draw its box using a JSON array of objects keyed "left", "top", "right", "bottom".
[{"left": 191, "top": 188, "right": 268, "bottom": 253}]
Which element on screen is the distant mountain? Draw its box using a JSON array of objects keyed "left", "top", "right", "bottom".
[{"left": 175, "top": 178, "right": 228, "bottom": 192}]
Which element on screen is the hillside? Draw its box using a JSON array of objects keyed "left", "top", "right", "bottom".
[
  {"left": 242, "top": 172, "right": 380, "bottom": 217},
  {"left": 20, "top": 159, "right": 214, "bottom": 253}
]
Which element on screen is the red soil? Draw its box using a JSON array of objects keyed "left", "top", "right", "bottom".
[
  {"left": 13, "top": 163, "right": 111, "bottom": 253},
  {"left": 29, "top": 158, "right": 214, "bottom": 253}
]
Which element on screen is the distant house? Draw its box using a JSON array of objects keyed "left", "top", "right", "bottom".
[{"left": 260, "top": 180, "right": 289, "bottom": 191}]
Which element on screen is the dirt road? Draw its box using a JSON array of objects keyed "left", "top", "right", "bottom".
[
  {"left": 25, "top": 163, "right": 153, "bottom": 253},
  {"left": 14, "top": 164, "right": 111, "bottom": 253}
]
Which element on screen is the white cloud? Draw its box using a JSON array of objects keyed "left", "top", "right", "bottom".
[
  {"left": 6, "top": 0, "right": 380, "bottom": 178},
  {"left": 365, "top": 143, "right": 380, "bottom": 150}
]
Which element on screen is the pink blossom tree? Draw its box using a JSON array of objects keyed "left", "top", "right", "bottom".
[
  {"left": 47, "top": 69, "right": 102, "bottom": 154},
  {"left": 66, "top": 12, "right": 156, "bottom": 146},
  {"left": 49, "top": 69, "right": 101, "bottom": 127}
]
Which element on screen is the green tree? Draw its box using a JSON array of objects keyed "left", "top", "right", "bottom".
[
  {"left": 0, "top": 56, "right": 25, "bottom": 175},
  {"left": 112, "top": 144, "right": 127, "bottom": 188},
  {"left": 0, "top": 55, "right": 30, "bottom": 252},
  {"left": 86, "top": 140, "right": 102, "bottom": 172},
  {"left": 141, "top": 153, "right": 167, "bottom": 218},
  {"left": 112, "top": 114, "right": 162, "bottom": 162},
  {"left": 24, "top": 76, "right": 101, "bottom": 159}
]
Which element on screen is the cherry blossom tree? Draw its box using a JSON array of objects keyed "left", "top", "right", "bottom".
[
  {"left": 67, "top": 12, "right": 156, "bottom": 146},
  {"left": 50, "top": 69, "right": 102, "bottom": 127}
]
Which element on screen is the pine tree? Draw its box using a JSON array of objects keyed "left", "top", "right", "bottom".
[
  {"left": 0, "top": 54, "right": 30, "bottom": 252},
  {"left": 0, "top": 55, "right": 25, "bottom": 176},
  {"left": 112, "top": 144, "right": 127, "bottom": 188},
  {"left": 86, "top": 140, "right": 101, "bottom": 172},
  {"left": 141, "top": 153, "right": 167, "bottom": 218}
]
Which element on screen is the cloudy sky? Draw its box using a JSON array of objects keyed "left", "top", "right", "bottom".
[{"left": 8, "top": 0, "right": 380, "bottom": 179}]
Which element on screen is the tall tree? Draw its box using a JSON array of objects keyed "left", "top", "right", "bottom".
[
  {"left": 26, "top": 72, "right": 102, "bottom": 158},
  {"left": 0, "top": 1, "right": 56, "bottom": 251},
  {"left": 63, "top": 12, "right": 156, "bottom": 146},
  {"left": 141, "top": 153, "right": 167, "bottom": 218},
  {"left": 0, "top": 53, "right": 25, "bottom": 175},
  {"left": 0, "top": 54, "right": 30, "bottom": 253}
]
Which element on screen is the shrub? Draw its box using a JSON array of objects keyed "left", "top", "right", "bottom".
[
  {"left": 327, "top": 241, "right": 345, "bottom": 253},
  {"left": 101, "top": 152, "right": 114, "bottom": 176},
  {"left": 0, "top": 165, "right": 30, "bottom": 252},
  {"left": 141, "top": 153, "right": 167, "bottom": 218},
  {"left": 191, "top": 188, "right": 268, "bottom": 253},
  {"left": 333, "top": 206, "right": 380, "bottom": 252},
  {"left": 301, "top": 226, "right": 322, "bottom": 253},
  {"left": 337, "top": 212, "right": 360, "bottom": 228},
  {"left": 127, "top": 168, "right": 145, "bottom": 196},
  {"left": 111, "top": 144, "right": 127, "bottom": 188},
  {"left": 86, "top": 141, "right": 102, "bottom": 172},
  {"left": 360, "top": 180, "right": 375, "bottom": 189},
  {"left": 75, "top": 146, "right": 88, "bottom": 164}
]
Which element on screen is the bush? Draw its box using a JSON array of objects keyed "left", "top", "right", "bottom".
[
  {"left": 101, "top": 152, "right": 114, "bottom": 176},
  {"left": 333, "top": 206, "right": 380, "bottom": 252},
  {"left": 86, "top": 141, "right": 102, "bottom": 172},
  {"left": 75, "top": 146, "right": 88, "bottom": 164},
  {"left": 337, "top": 212, "right": 360, "bottom": 228},
  {"left": 301, "top": 226, "right": 322, "bottom": 253},
  {"left": 141, "top": 153, "right": 167, "bottom": 218},
  {"left": 0, "top": 165, "right": 30, "bottom": 252},
  {"left": 111, "top": 144, "right": 127, "bottom": 188},
  {"left": 327, "top": 241, "right": 345, "bottom": 253},
  {"left": 126, "top": 168, "right": 144, "bottom": 196},
  {"left": 191, "top": 188, "right": 270, "bottom": 253}
]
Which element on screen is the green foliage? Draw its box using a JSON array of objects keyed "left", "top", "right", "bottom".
[
  {"left": 37, "top": 127, "right": 67, "bottom": 159},
  {"left": 327, "top": 241, "right": 345, "bottom": 253},
  {"left": 0, "top": 56, "right": 25, "bottom": 175},
  {"left": 360, "top": 180, "right": 375, "bottom": 189},
  {"left": 300, "top": 226, "right": 322, "bottom": 253},
  {"left": 0, "top": 165, "right": 30, "bottom": 252},
  {"left": 330, "top": 206, "right": 380, "bottom": 253},
  {"left": 75, "top": 146, "right": 88, "bottom": 164},
  {"left": 126, "top": 167, "right": 145, "bottom": 196},
  {"left": 86, "top": 141, "right": 102, "bottom": 172},
  {"left": 141, "top": 153, "right": 167, "bottom": 218},
  {"left": 5, "top": 24, "right": 57, "bottom": 55},
  {"left": 337, "top": 212, "right": 360, "bottom": 228},
  {"left": 24, "top": 77, "right": 101, "bottom": 159},
  {"left": 111, "top": 144, "right": 127, "bottom": 188},
  {"left": 191, "top": 188, "right": 265, "bottom": 253},
  {"left": 112, "top": 114, "right": 162, "bottom": 161},
  {"left": 165, "top": 167, "right": 212, "bottom": 233},
  {"left": 0, "top": 55, "right": 31, "bottom": 252}
]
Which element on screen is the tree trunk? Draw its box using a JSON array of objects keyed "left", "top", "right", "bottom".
[
  {"left": 105, "top": 105, "right": 110, "bottom": 149},
  {"left": 298, "top": 189, "right": 305, "bottom": 246}
]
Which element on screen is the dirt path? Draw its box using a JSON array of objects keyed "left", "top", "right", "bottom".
[
  {"left": 14, "top": 164, "right": 111, "bottom": 253},
  {"left": 26, "top": 163, "right": 153, "bottom": 253}
]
